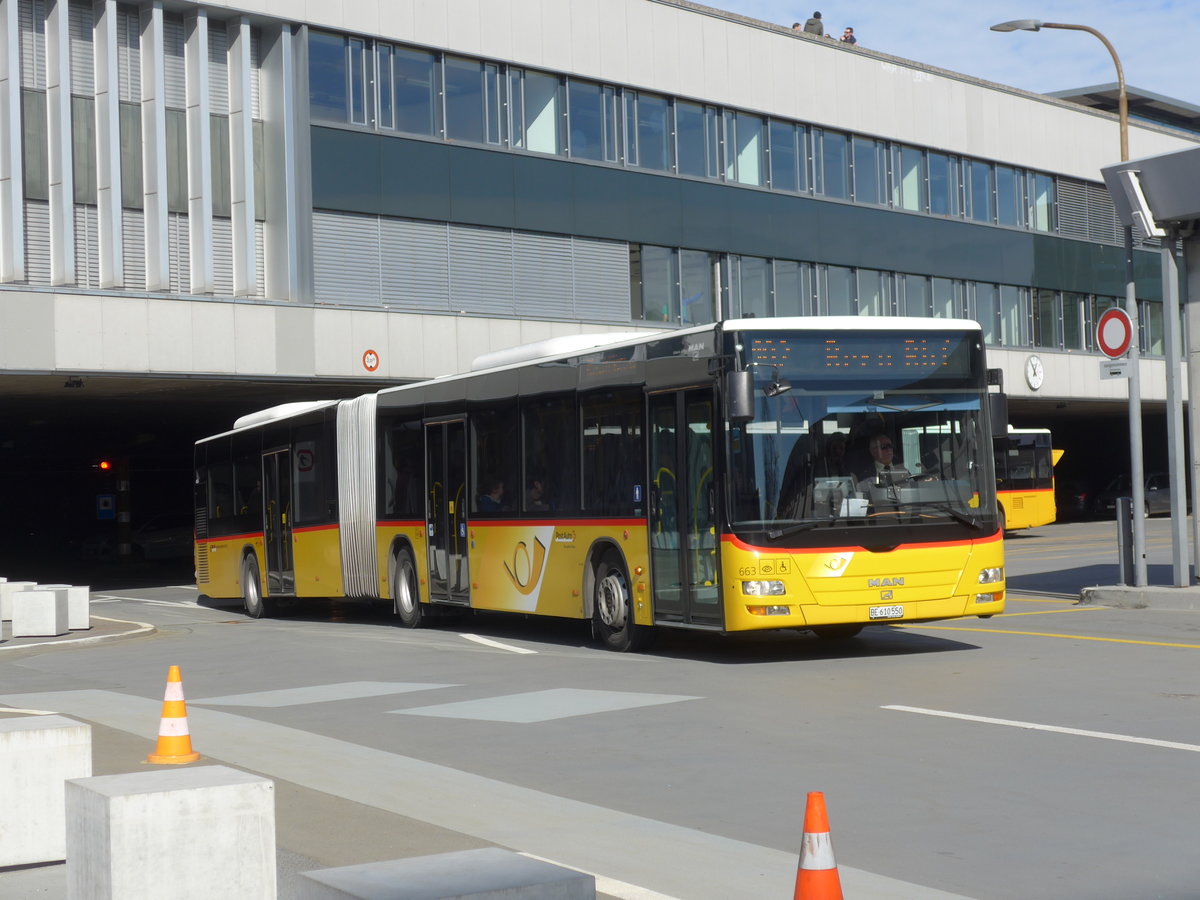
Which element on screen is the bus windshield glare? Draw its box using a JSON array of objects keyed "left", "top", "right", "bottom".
[{"left": 728, "top": 329, "right": 996, "bottom": 536}]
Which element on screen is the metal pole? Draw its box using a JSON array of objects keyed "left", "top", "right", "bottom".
[
  {"left": 1161, "top": 228, "right": 1188, "bottom": 584},
  {"left": 1184, "top": 233, "right": 1200, "bottom": 582},
  {"left": 1126, "top": 225, "right": 1148, "bottom": 586}
]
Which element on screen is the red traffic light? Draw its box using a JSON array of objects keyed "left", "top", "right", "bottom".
[{"left": 97, "top": 460, "right": 111, "bottom": 470}]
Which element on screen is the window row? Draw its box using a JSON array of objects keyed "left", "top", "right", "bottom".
[
  {"left": 21, "top": 90, "right": 266, "bottom": 218},
  {"left": 308, "top": 30, "right": 1056, "bottom": 233},
  {"left": 629, "top": 243, "right": 1165, "bottom": 356}
]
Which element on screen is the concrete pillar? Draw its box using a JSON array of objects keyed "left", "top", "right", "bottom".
[
  {"left": 66, "top": 765, "right": 276, "bottom": 900},
  {"left": 40, "top": 585, "right": 91, "bottom": 629},
  {"left": 12, "top": 589, "right": 69, "bottom": 637},
  {"left": 0, "top": 580, "right": 37, "bottom": 621},
  {"left": 296, "top": 848, "right": 596, "bottom": 900},
  {"left": 0, "top": 715, "right": 92, "bottom": 866}
]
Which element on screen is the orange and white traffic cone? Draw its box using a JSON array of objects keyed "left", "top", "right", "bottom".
[
  {"left": 793, "top": 791, "right": 843, "bottom": 900},
  {"left": 146, "top": 665, "right": 201, "bottom": 764}
]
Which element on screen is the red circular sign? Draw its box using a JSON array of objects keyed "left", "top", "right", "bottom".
[
  {"left": 362, "top": 349, "right": 380, "bottom": 372},
  {"left": 1096, "top": 308, "right": 1133, "bottom": 359}
]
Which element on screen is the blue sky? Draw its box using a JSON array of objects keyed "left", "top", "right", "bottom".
[{"left": 717, "top": 1, "right": 1200, "bottom": 107}]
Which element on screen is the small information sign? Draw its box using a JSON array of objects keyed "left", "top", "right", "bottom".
[{"left": 1100, "top": 358, "right": 1130, "bottom": 380}]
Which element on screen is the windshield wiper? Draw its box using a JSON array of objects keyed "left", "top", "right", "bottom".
[
  {"left": 764, "top": 520, "right": 829, "bottom": 541},
  {"left": 904, "top": 502, "right": 981, "bottom": 528}
]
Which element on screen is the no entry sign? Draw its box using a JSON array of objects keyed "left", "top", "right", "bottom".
[{"left": 1096, "top": 308, "right": 1133, "bottom": 359}]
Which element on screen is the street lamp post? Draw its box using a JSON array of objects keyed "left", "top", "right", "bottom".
[{"left": 991, "top": 19, "right": 1147, "bottom": 587}]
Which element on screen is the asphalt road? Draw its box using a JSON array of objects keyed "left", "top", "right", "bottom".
[{"left": 3, "top": 519, "right": 1200, "bottom": 899}]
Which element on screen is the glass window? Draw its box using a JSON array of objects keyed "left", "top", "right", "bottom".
[
  {"left": 630, "top": 91, "right": 669, "bottom": 171},
  {"left": 1062, "top": 291, "right": 1084, "bottom": 350},
  {"left": 852, "top": 136, "right": 885, "bottom": 205},
  {"left": 892, "top": 144, "right": 926, "bottom": 212},
  {"left": 580, "top": 390, "right": 643, "bottom": 516},
  {"left": 444, "top": 55, "right": 485, "bottom": 143},
  {"left": 513, "top": 69, "right": 560, "bottom": 154},
  {"left": 1034, "top": 288, "right": 1059, "bottom": 348},
  {"left": 210, "top": 114, "right": 230, "bottom": 216},
  {"left": 900, "top": 273, "right": 930, "bottom": 317},
  {"left": 815, "top": 129, "right": 848, "bottom": 199},
  {"left": 1000, "top": 284, "right": 1026, "bottom": 346},
  {"left": 973, "top": 282, "right": 999, "bottom": 344},
  {"left": 630, "top": 244, "right": 678, "bottom": 323},
  {"left": 823, "top": 265, "right": 854, "bottom": 315},
  {"left": 858, "top": 268, "right": 890, "bottom": 316},
  {"left": 394, "top": 47, "right": 438, "bottom": 137},
  {"left": 967, "top": 159, "right": 994, "bottom": 223},
  {"left": 308, "top": 31, "right": 348, "bottom": 123},
  {"left": 1028, "top": 172, "right": 1054, "bottom": 231},
  {"left": 21, "top": 91, "right": 47, "bottom": 200},
  {"left": 996, "top": 165, "right": 1022, "bottom": 227},
  {"left": 568, "top": 78, "right": 618, "bottom": 162},
  {"left": 773, "top": 260, "right": 811, "bottom": 317},
  {"left": 119, "top": 101, "right": 142, "bottom": 209},
  {"left": 1142, "top": 299, "right": 1164, "bottom": 355},
  {"left": 472, "top": 405, "right": 519, "bottom": 515},
  {"left": 732, "top": 255, "right": 770, "bottom": 318},
  {"left": 375, "top": 44, "right": 393, "bottom": 130},
  {"left": 769, "top": 120, "right": 802, "bottom": 192},
  {"left": 380, "top": 419, "right": 423, "bottom": 518},
  {"left": 932, "top": 277, "right": 960, "bottom": 318},
  {"left": 675, "top": 100, "right": 718, "bottom": 178},
  {"left": 725, "top": 111, "right": 764, "bottom": 186},
  {"left": 72, "top": 96, "right": 97, "bottom": 204},
  {"left": 348, "top": 38, "right": 367, "bottom": 125},
  {"left": 680, "top": 249, "right": 716, "bottom": 325},
  {"left": 929, "top": 152, "right": 959, "bottom": 217},
  {"left": 523, "top": 396, "right": 579, "bottom": 514},
  {"left": 166, "top": 109, "right": 187, "bottom": 214},
  {"left": 484, "top": 63, "right": 501, "bottom": 144}
]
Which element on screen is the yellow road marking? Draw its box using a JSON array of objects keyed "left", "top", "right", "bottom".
[
  {"left": 994, "top": 607, "right": 1099, "bottom": 618},
  {"left": 898, "top": 623, "right": 1200, "bottom": 649},
  {"left": 1006, "top": 596, "right": 1077, "bottom": 604}
]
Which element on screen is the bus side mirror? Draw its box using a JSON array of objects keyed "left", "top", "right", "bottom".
[
  {"left": 987, "top": 392, "right": 1008, "bottom": 439},
  {"left": 726, "top": 371, "right": 754, "bottom": 423}
]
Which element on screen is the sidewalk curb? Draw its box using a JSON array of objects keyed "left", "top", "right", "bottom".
[
  {"left": 0, "top": 615, "right": 154, "bottom": 651},
  {"left": 1079, "top": 585, "right": 1200, "bottom": 611}
]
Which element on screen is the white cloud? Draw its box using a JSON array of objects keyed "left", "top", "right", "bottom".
[{"left": 718, "top": 0, "right": 1200, "bottom": 107}]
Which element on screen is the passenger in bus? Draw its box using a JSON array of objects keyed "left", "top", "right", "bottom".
[
  {"left": 526, "top": 476, "right": 550, "bottom": 512},
  {"left": 817, "top": 431, "right": 850, "bottom": 477},
  {"left": 857, "top": 434, "right": 911, "bottom": 490},
  {"left": 478, "top": 475, "right": 506, "bottom": 512}
]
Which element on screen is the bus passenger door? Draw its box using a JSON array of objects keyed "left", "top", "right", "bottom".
[
  {"left": 648, "top": 390, "right": 720, "bottom": 626},
  {"left": 425, "top": 420, "right": 470, "bottom": 605},
  {"left": 262, "top": 449, "right": 294, "bottom": 595}
]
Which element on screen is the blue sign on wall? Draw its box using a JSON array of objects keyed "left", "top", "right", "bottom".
[{"left": 96, "top": 494, "right": 116, "bottom": 520}]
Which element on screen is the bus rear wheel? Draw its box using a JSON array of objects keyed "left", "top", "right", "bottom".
[
  {"left": 392, "top": 548, "right": 424, "bottom": 628},
  {"left": 242, "top": 555, "right": 272, "bottom": 619},
  {"left": 592, "top": 552, "right": 651, "bottom": 652}
]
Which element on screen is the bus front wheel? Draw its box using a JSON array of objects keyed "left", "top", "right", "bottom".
[
  {"left": 392, "top": 548, "right": 424, "bottom": 628},
  {"left": 592, "top": 552, "right": 651, "bottom": 652},
  {"left": 242, "top": 555, "right": 272, "bottom": 619}
]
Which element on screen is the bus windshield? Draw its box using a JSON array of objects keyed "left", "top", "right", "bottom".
[{"left": 727, "top": 329, "right": 996, "bottom": 540}]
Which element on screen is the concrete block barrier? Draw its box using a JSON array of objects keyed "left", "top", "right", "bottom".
[
  {"left": 0, "top": 581, "right": 37, "bottom": 622},
  {"left": 12, "top": 590, "right": 69, "bottom": 637},
  {"left": 39, "top": 584, "right": 92, "bottom": 630},
  {"left": 65, "top": 765, "right": 277, "bottom": 900},
  {"left": 296, "top": 847, "right": 595, "bottom": 899},
  {"left": 0, "top": 715, "right": 92, "bottom": 867}
]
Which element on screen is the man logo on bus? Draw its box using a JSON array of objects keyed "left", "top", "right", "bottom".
[
  {"left": 504, "top": 537, "right": 548, "bottom": 596},
  {"left": 868, "top": 577, "right": 904, "bottom": 587}
]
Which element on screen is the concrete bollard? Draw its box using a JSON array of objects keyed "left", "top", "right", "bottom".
[
  {"left": 0, "top": 581, "right": 37, "bottom": 622},
  {"left": 0, "top": 715, "right": 92, "bottom": 866},
  {"left": 296, "top": 848, "right": 596, "bottom": 900},
  {"left": 40, "top": 584, "right": 92, "bottom": 630},
  {"left": 12, "top": 590, "right": 69, "bottom": 637},
  {"left": 65, "top": 765, "right": 276, "bottom": 900}
]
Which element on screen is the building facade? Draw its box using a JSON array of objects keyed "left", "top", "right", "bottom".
[{"left": 2, "top": 0, "right": 1198, "bottom": 546}]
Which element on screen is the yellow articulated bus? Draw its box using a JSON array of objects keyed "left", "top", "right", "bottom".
[
  {"left": 994, "top": 427, "right": 1061, "bottom": 531},
  {"left": 194, "top": 317, "right": 1005, "bottom": 651}
]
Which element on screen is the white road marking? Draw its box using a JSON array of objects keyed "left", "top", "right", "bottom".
[
  {"left": 0, "top": 616, "right": 152, "bottom": 651},
  {"left": 93, "top": 595, "right": 197, "bottom": 607},
  {"left": 885, "top": 705, "right": 1200, "bottom": 753},
  {"left": 0, "top": 706, "right": 58, "bottom": 715},
  {"left": 461, "top": 633, "right": 538, "bottom": 654}
]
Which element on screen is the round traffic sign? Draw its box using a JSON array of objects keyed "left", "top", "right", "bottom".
[{"left": 1096, "top": 308, "right": 1133, "bottom": 359}]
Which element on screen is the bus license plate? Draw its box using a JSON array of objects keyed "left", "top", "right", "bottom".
[{"left": 869, "top": 605, "right": 904, "bottom": 620}]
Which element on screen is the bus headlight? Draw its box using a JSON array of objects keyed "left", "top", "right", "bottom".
[
  {"left": 977, "top": 567, "right": 1003, "bottom": 584},
  {"left": 746, "top": 605, "right": 791, "bottom": 616},
  {"left": 742, "top": 580, "right": 786, "bottom": 596}
]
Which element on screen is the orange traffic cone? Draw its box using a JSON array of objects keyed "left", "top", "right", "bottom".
[
  {"left": 793, "top": 791, "right": 843, "bottom": 900},
  {"left": 146, "top": 665, "right": 201, "bottom": 764}
]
